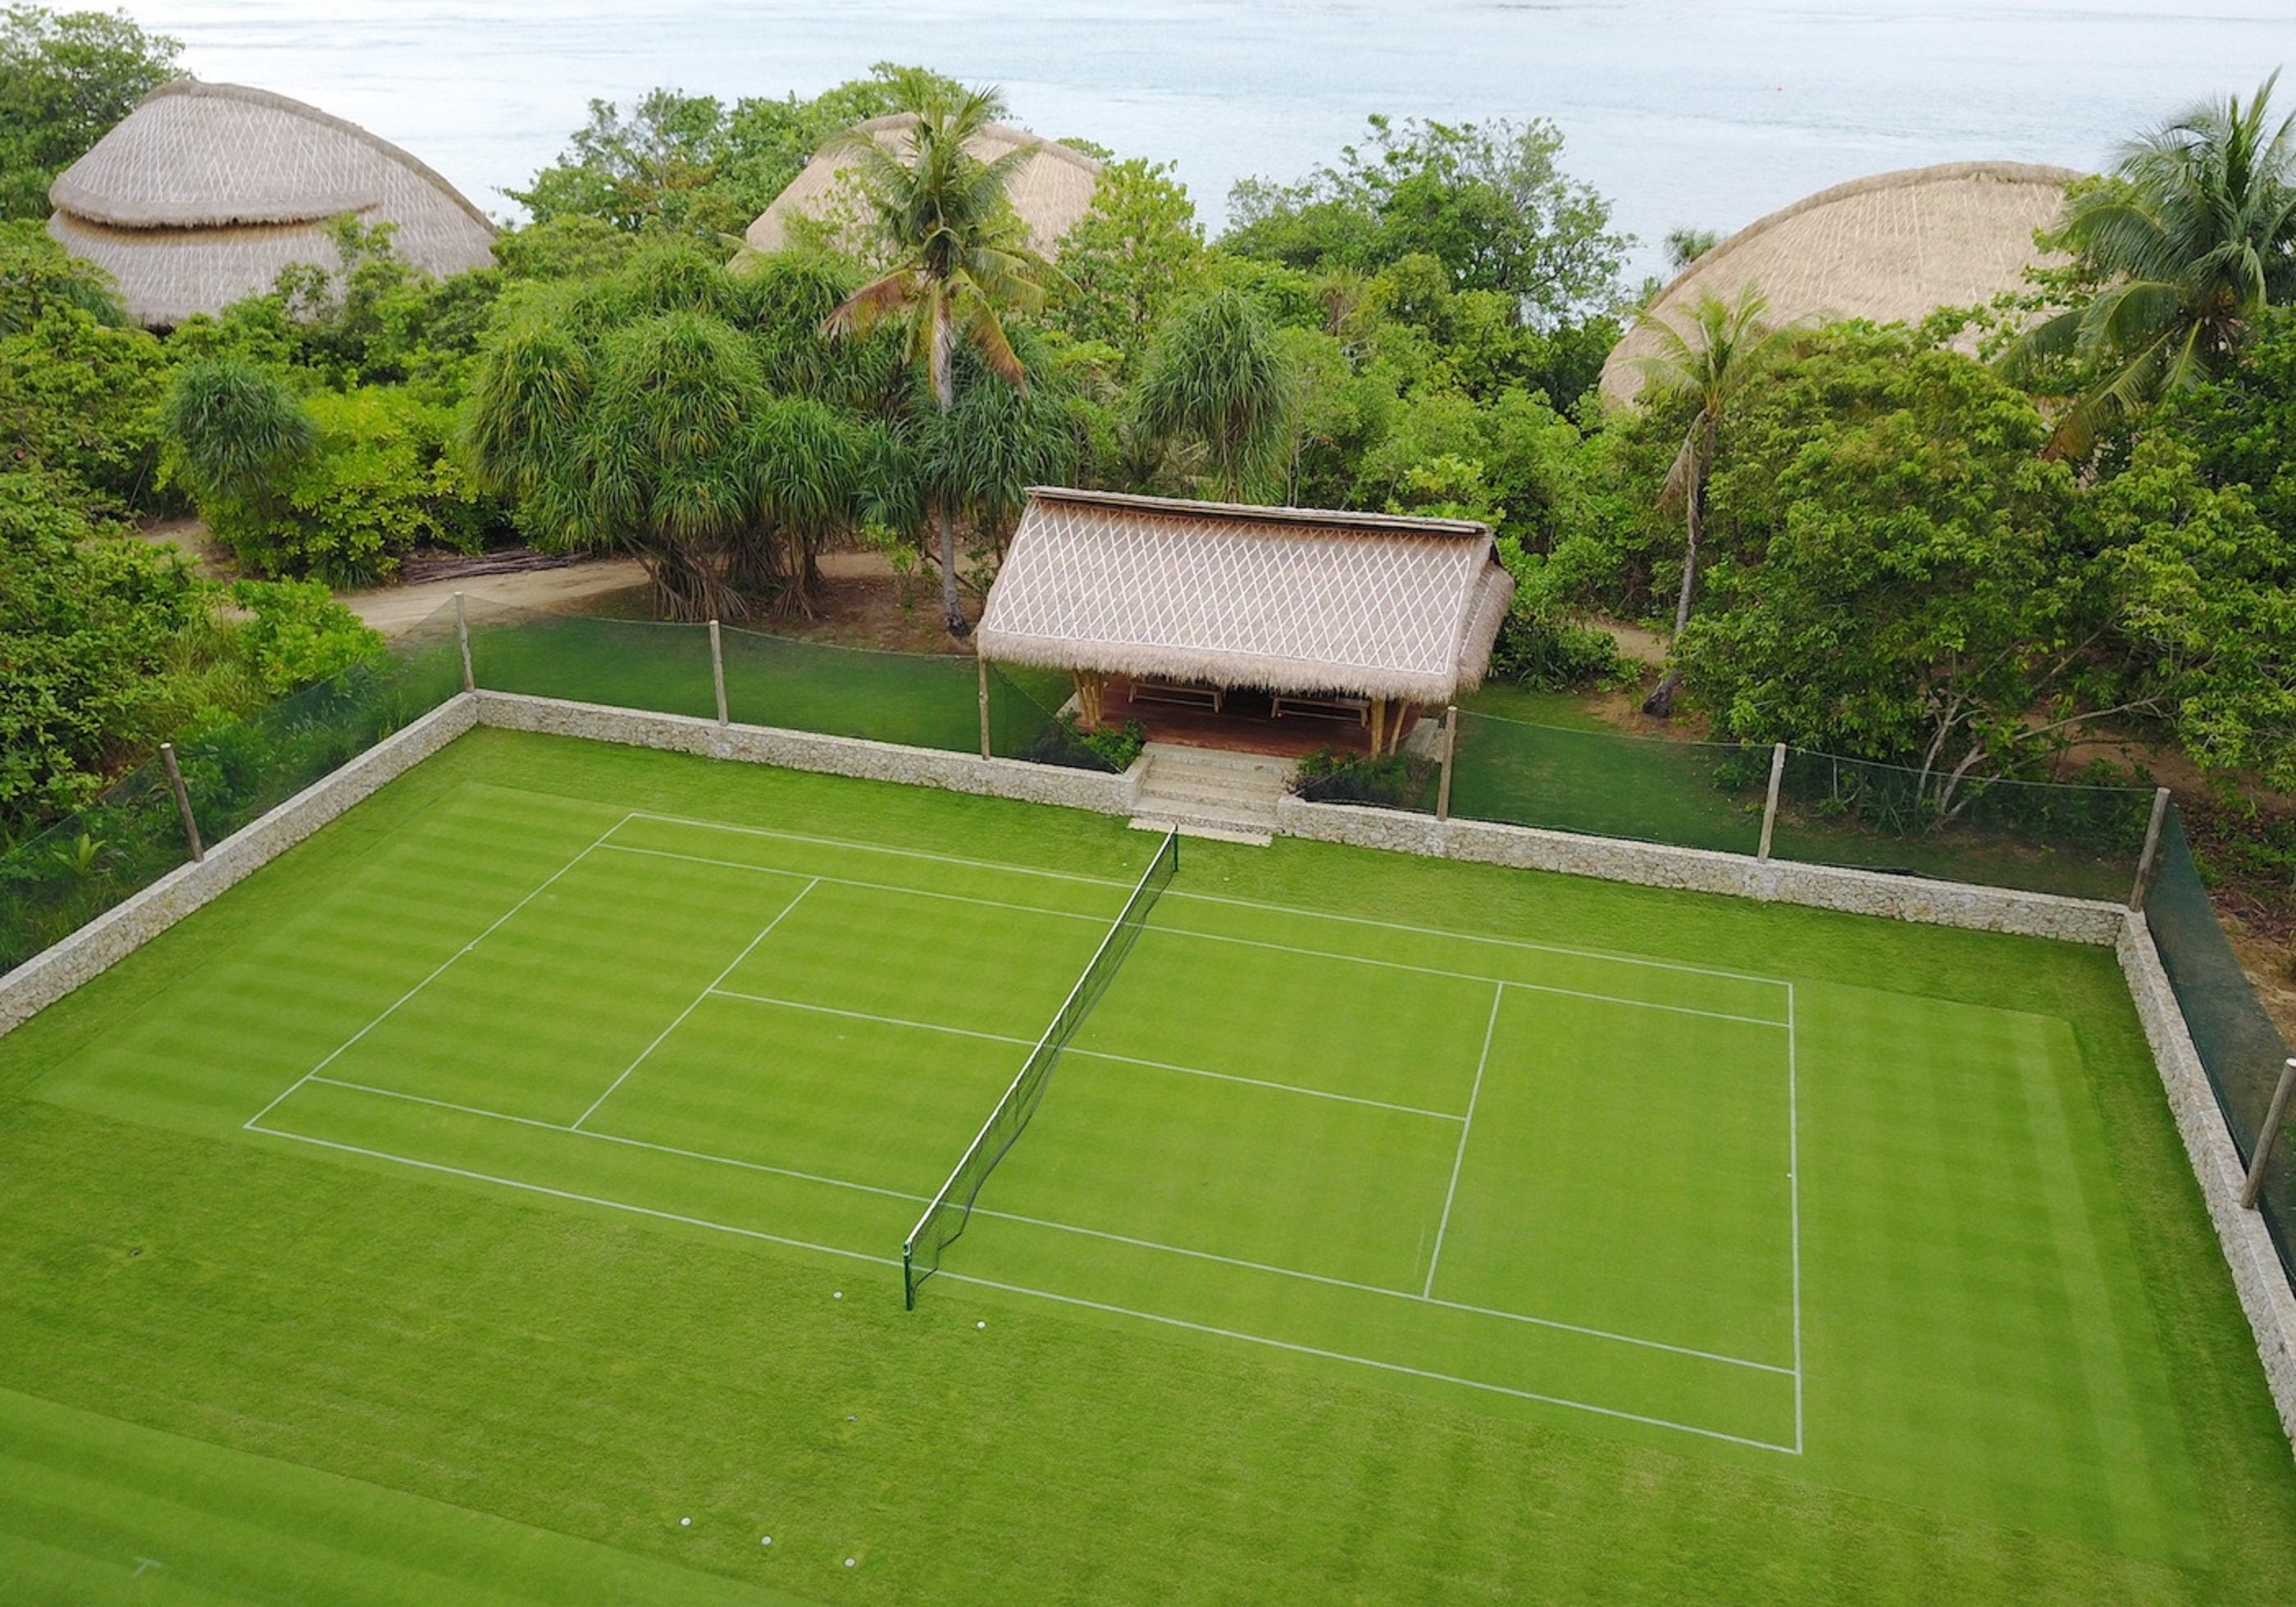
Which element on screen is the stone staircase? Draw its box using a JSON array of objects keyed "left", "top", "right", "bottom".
[{"left": 1128, "top": 743, "right": 1292, "bottom": 845}]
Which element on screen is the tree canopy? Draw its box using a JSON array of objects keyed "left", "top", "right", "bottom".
[{"left": 0, "top": 4, "right": 178, "bottom": 220}]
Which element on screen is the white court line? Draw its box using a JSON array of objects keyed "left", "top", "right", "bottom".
[
  {"left": 1424, "top": 984, "right": 1506, "bottom": 1297},
  {"left": 243, "top": 814, "right": 635, "bottom": 1132},
  {"left": 568, "top": 881, "right": 818, "bottom": 1131},
  {"left": 936, "top": 1270, "right": 1798, "bottom": 1455},
  {"left": 1788, "top": 981, "right": 1806, "bottom": 1454},
  {"left": 1159, "top": 927, "right": 1789, "bottom": 1030},
  {"left": 617, "top": 807, "right": 1792, "bottom": 990},
  {"left": 290, "top": 1073, "right": 1788, "bottom": 1377},
  {"left": 603, "top": 835, "right": 1784, "bottom": 1030},
  {"left": 599, "top": 842, "right": 1114, "bottom": 927},
  {"left": 705, "top": 988, "right": 1469, "bottom": 1122},
  {"left": 239, "top": 1118, "right": 1797, "bottom": 1454}
]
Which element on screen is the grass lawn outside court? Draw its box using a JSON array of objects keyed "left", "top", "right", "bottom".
[{"left": 2, "top": 727, "right": 2292, "bottom": 1599}]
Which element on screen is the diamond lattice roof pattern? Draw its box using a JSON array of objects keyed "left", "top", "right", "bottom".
[{"left": 977, "top": 489, "right": 1514, "bottom": 704}]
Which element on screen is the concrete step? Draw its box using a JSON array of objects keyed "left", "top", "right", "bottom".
[
  {"left": 1137, "top": 776, "right": 1286, "bottom": 813},
  {"left": 1128, "top": 813, "right": 1275, "bottom": 848}
]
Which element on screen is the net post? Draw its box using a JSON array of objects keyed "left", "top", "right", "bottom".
[
  {"left": 708, "top": 619, "right": 729, "bottom": 726},
  {"left": 2240, "top": 1058, "right": 2296, "bottom": 1210},
  {"left": 903, "top": 1242, "right": 917, "bottom": 1309},
  {"left": 1436, "top": 703, "right": 1458, "bottom": 821},
  {"left": 1757, "top": 742, "right": 1787, "bottom": 861},
  {"left": 2128, "top": 785, "right": 2172, "bottom": 910},
  {"left": 453, "top": 590, "right": 474, "bottom": 693},
  {"left": 160, "top": 743, "right": 202, "bottom": 863},
  {"left": 977, "top": 657, "right": 992, "bottom": 760}
]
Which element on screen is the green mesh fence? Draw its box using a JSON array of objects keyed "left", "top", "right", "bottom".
[
  {"left": 0, "top": 612, "right": 466, "bottom": 975},
  {"left": 722, "top": 626, "right": 975, "bottom": 749},
  {"left": 1767, "top": 749, "right": 2153, "bottom": 902},
  {"left": 986, "top": 664, "right": 1123, "bottom": 772},
  {"left": 2143, "top": 808, "right": 2294, "bottom": 1284},
  {"left": 464, "top": 603, "right": 1118, "bottom": 770},
  {"left": 1449, "top": 712, "right": 1765, "bottom": 854},
  {"left": 466, "top": 607, "right": 717, "bottom": 719}
]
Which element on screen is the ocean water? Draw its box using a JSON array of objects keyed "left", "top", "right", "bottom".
[{"left": 125, "top": 2, "right": 2296, "bottom": 280}]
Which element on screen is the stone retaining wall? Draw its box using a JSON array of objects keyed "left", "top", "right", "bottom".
[
  {"left": 473, "top": 693, "right": 1144, "bottom": 817},
  {"left": 1275, "top": 795, "right": 2125, "bottom": 945},
  {"left": 0, "top": 693, "right": 479, "bottom": 1036},
  {"left": 2119, "top": 916, "right": 2296, "bottom": 1449}
]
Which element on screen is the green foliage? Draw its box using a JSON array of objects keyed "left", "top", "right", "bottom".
[
  {"left": 1131, "top": 285, "right": 1295, "bottom": 499},
  {"left": 0, "top": 471, "right": 233, "bottom": 838},
  {"left": 1292, "top": 746, "right": 1435, "bottom": 808},
  {"left": 179, "top": 382, "right": 499, "bottom": 586},
  {"left": 1224, "top": 113, "right": 1629, "bottom": 323},
  {"left": 1043, "top": 713, "right": 1145, "bottom": 771},
  {"left": 1683, "top": 330, "right": 2080, "bottom": 787},
  {"left": 0, "top": 4, "right": 179, "bottom": 219},
  {"left": 226, "top": 578, "right": 385, "bottom": 695},
  {"left": 268, "top": 216, "right": 504, "bottom": 395},
  {"left": 1049, "top": 157, "right": 1209, "bottom": 369},
  {"left": 2005, "top": 73, "right": 2296, "bottom": 452},
  {"left": 1489, "top": 537, "right": 1629, "bottom": 690},
  {"left": 508, "top": 66, "right": 963, "bottom": 241},
  {"left": 0, "top": 234, "right": 166, "bottom": 508}
]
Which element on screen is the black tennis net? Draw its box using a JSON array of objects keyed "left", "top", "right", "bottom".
[{"left": 902, "top": 828, "right": 1180, "bottom": 1307}]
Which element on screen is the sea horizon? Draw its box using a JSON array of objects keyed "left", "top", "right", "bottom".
[{"left": 108, "top": 2, "right": 2296, "bottom": 282}]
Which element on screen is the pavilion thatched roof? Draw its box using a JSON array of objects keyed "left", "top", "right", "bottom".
[
  {"left": 1600, "top": 160, "right": 2080, "bottom": 407},
  {"left": 745, "top": 114, "right": 1103, "bottom": 259},
  {"left": 47, "top": 79, "right": 498, "bottom": 328},
  {"left": 978, "top": 489, "right": 1514, "bottom": 705}
]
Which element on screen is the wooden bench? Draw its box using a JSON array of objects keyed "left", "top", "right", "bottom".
[
  {"left": 1130, "top": 678, "right": 1225, "bottom": 713},
  {"left": 1272, "top": 692, "right": 1370, "bottom": 726}
]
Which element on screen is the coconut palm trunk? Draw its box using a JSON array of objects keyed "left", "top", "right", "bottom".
[
  {"left": 1642, "top": 456, "right": 1703, "bottom": 717},
  {"left": 930, "top": 305, "right": 968, "bottom": 636}
]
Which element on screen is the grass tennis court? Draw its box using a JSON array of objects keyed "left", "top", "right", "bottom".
[{"left": 5, "top": 729, "right": 2294, "bottom": 1599}]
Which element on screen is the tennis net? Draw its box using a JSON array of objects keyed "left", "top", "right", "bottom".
[{"left": 902, "top": 827, "right": 1181, "bottom": 1307}]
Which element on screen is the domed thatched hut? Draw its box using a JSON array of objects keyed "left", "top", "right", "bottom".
[
  {"left": 745, "top": 114, "right": 1103, "bottom": 259},
  {"left": 1600, "top": 161, "right": 2081, "bottom": 408},
  {"left": 47, "top": 79, "right": 497, "bottom": 329}
]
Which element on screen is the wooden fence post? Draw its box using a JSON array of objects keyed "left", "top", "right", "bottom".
[
  {"left": 708, "top": 620, "right": 728, "bottom": 726},
  {"left": 1757, "top": 742, "right": 1787, "bottom": 862},
  {"left": 977, "top": 658, "right": 992, "bottom": 759},
  {"left": 2128, "top": 786, "right": 2173, "bottom": 910},
  {"left": 454, "top": 590, "right": 474, "bottom": 693},
  {"left": 1436, "top": 704, "right": 1458, "bottom": 821},
  {"left": 2241, "top": 1058, "right": 2296, "bottom": 1210},
  {"left": 161, "top": 742, "right": 202, "bottom": 863}
]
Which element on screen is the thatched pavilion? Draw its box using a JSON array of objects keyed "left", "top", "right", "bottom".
[
  {"left": 745, "top": 114, "right": 1103, "bottom": 259},
  {"left": 47, "top": 79, "right": 498, "bottom": 329},
  {"left": 1600, "top": 161, "right": 2081, "bottom": 408},
  {"left": 978, "top": 489, "right": 1514, "bottom": 758}
]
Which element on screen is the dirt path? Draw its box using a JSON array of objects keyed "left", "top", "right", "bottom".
[{"left": 340, "top": 558, "right": 653, "bottom": 635}]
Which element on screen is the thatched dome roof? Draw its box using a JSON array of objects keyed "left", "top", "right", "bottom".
[
  {"left": 745, "top": 114, "right": 1103, "bottom": 259},
  {"left": 1600, "top": 161, "right": 2082, "bottom": 407},
  {"left": 979, "top": 489, "right": 1513, "bottom": 705},
  {"left": 47, "top": 79, "right": 498, "bottom": 328}
]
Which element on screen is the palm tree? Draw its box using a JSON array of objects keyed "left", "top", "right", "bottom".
[
  {"left": 160, "top": 358, "right": 316, "bottom": 521},
  {"left": 1631, "top": 285, "right": 1796, "bottom": 718},
  {"left": 2007, "top": 72, "right": 2296, "bottom": 453},
  {"left": 821, "top": 71, "right": 1058, "bottom": 638}
]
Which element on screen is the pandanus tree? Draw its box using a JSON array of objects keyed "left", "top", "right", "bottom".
[
  {"left": 820, "top": 71, "right": 1058, "bottom": 638},
  {"left": 1630, "top": 285, "right": 1797, "bottom": 718},
  {"left": 1130, "top": 285, "right": 1295, "bottom": 501},
  {"left": 462, "top": 261, "right": 871, "bottom": 620},
  {"left": 159, "top": 358, "right": 317, "bottom": 525},
  {"left": 2007, "top": 73, "right": 2296, "bottom": 454}
]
